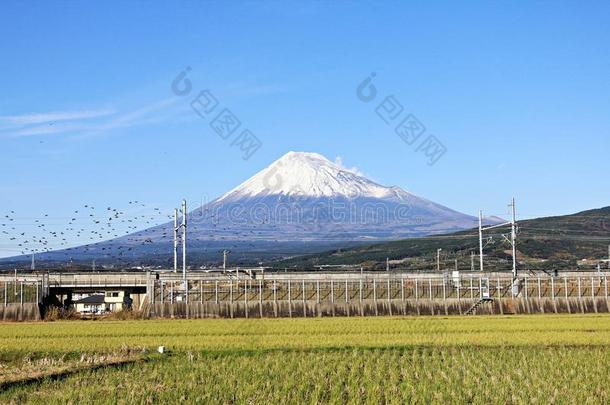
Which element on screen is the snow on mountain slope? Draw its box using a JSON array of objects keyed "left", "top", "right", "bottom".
[{"left": 218, "top": 151, "right": 407, "bottom": 201}]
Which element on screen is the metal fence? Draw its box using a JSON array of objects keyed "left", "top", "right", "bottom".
[
  {"left": 148, "top": 275, "right": 610, "bottom": 304},
  {"left": 0, "top": 281, "right": 44, "bottom": 305}
]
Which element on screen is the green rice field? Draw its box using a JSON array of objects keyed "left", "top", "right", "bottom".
[{"left": 1, "top": 315, "right": 609, "bottom": 403}]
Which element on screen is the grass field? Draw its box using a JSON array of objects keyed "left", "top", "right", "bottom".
[{"left": 1, "top": 315, "right": 609, "bottom": 403}]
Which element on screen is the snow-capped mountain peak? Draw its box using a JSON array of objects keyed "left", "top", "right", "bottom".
[
  {"left": 218, "top": 151, "right": 407, "bottom": 201},
  {"left": 13, "top": 151, "right": 489, "bottom": 264}
]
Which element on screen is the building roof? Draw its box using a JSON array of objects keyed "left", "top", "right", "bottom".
[{"left": 74, "top": 295, "right": 105, "bottom": 304}]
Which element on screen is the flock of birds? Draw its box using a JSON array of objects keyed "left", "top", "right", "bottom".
[
  {"left": 0, "top": 200, "right": 279, "bottom": 267},
  {"left": 0, "top": 201, "right": 175, "bottom": 263}
]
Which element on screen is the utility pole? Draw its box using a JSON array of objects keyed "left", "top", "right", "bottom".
[
  {"left": 470, "top": 251, "right": 475, "bottom": 272},
  {"left": 30, "top": 254, "right": 35, "bottom": 271},
  {"left": 386, "top": 257, "right": 389, "bottom": 272},
  {"left": 479, "top": 199, "right": 518, "bottom": 278},
  {"left": 478, "top": 210, "right": 484, "bottom": 273},
  {"left": 223, "top": 250, "right": 230, "bottom": 274},
  {"left": 509, "top": 197, "right": 517, "bottom": 279},
  {"left": 173, "top": 208, "right": 178, "bottom": 273},
  {"left": 437, "top": 249, "right": 442, "bottom": 273},
  {"left": 181, "top": 199, "right": 187, "bottom": 281}
]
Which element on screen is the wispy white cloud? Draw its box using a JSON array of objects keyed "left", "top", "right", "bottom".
[
  {"left": 67, "top": 97, "right": 182, "bottom": 139},
  {"left": 0, "top": 77, "right": 285, "bottom": 140},
  {"left": 334, "top": 156, "right": 364, "bottom": 177},
  {"left": 97, "top": 98, "right": 178, "bottom": 130},
  {"left": 8, "top": 123, "right": 75, "bottom": 137},
  {"left": 0, "top": 97, "right": 184, "bottom": 139},
  {"left": 0, "top": 109, "right": 115, "bottom": 126}
]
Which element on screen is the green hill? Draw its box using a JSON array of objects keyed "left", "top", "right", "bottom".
[{"left": 270, "top": 206, "right": 610, "bottom": 272}]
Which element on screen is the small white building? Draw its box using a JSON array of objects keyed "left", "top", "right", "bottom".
[{"left": 74, "top": 291, "right": 131, "bottom": 314}]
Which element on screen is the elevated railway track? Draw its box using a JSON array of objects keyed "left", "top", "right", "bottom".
[{"left": 1, "top": 270, "right": 609, "bottom": 318}]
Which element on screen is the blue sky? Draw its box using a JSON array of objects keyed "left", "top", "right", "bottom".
[{"left": 1, "top": 1, "right": 609, "bottom": 256}]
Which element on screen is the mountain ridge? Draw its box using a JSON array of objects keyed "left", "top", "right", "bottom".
[{"left": 271, "top": 206, "right": 610, "bottom": 272}]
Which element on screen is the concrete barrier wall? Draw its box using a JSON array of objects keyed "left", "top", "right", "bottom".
[
  {"left": 0, "top": 303, "right": 41, "bottom": 321},
  {"left": 141, "top": 297, "right": 610, "bottom": 319},
  {"left": 1, "top": 298, "right": 607, "bottom": 321}
]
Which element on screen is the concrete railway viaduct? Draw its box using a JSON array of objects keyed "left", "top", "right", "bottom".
[{"left": 1, "top": 270, "right": 610, "bottom": 320}]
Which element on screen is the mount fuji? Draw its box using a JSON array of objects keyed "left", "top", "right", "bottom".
[
  {"left": 193, "top": 151, "right": 482, "bottom": 241},
  {"left": 2, "top": 152, "right": 494, "bottom": 266}
]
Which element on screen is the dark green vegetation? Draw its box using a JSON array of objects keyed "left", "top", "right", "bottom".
[
  {"left": 0, "top": 316, "right": 609, "bottom": 403},
  {"left": 272, "top": 206, "right": 610, "bottom": 272}
]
